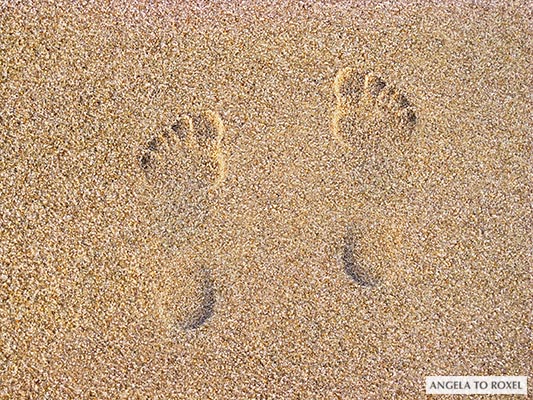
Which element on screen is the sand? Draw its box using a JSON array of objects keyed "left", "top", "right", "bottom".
[{"left": 0, "top": 0, "right": 531, "bottom": 398}]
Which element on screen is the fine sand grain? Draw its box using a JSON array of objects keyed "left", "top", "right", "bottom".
[{"left": 1, "top": 1, "right": 531, "bottom": 398}]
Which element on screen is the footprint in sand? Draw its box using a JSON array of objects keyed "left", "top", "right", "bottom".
[
  {"left": 140, "top": 110, "right": 225, "bottom": 330},
  {"left": 332, "top": 67, "right": 417, "bottom": 286}
]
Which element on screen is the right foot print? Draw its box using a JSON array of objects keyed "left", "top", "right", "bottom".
[
  {"left": 140, "top": 110, "right": 226, "bottom": 330},
  {"left": 332, "top": 67, "right": 417, "bottom": 200},
  {"left": 332, "top": 67, "right": 418, "bottom": 286}
]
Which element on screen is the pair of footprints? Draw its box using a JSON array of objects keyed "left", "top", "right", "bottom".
[{"left": 141, "top": 68, "right": 417, "bottom": 330}]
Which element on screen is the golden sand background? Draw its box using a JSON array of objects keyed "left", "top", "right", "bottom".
[{"left": 0, "top": 1, "right": 531, "bottom": 398}]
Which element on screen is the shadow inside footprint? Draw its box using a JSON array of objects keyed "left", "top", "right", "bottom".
[
  {"left": 183, "top": 269, "right": 216, "bottom": 330},
  {"left": 342, "top": 227, "right": 376, "bottom": 288}
]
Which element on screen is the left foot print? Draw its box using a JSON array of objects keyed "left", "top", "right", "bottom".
[{"left": 140, "top": 109, "right": 226, "bottom": 331}]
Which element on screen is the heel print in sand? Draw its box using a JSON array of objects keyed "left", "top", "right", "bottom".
[
  {"left": 342, "top": 226, "right": 375, "bottom": 288},
  {"left": 141, "top": 110, "right": 225, "bottom": 330},
  {"left": 332, "top": 67, "right": 417, "bottom": 285},
  {"left": 182, "top": 268, "right": 216, "bottom": 330}
]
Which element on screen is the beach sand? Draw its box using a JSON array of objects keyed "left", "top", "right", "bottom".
[{"left": 0, "top": 1, "right": 531, "bottom": 398}]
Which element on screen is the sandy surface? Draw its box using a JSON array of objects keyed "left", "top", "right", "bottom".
[{"left": 1, "top": 1, "right": 531, "bottom": 398}]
